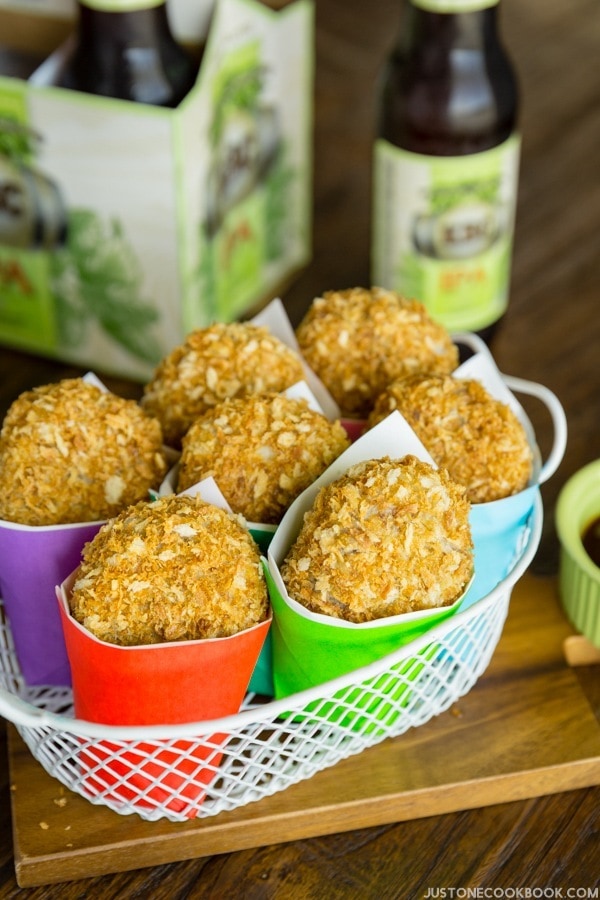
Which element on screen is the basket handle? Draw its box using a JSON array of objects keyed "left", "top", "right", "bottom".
[
  {"left": 452, "top": 332, "right": 567, "bottom": 485},
  {"left": 501, "top": 374, "right": 567, "bottom": 484},
  {"left": 0, "top": 684, "right": 47, "bottom": 729},
  {"left": 452, "top": 331, "right": 490, "bottom": 358}
]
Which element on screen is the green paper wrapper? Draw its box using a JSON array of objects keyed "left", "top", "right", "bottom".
[
  {"left": 266, "top": 414, "right": 472, "bottom": 729},
  {"left": 264, "top": 562, "right": 464, "bottom": 733}
]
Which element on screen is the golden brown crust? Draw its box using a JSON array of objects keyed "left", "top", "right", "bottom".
[
  {"left": 177, "top": 393, "right": 350, "bottom": 524},
  {"left": 141, "top": 322, "right": 305, "bottom": 447},
  {"left": 367, "top": 374, "right": 534, "bottom": 503},
  {"left": 295, "top": 287, "right": 458, "bottom": 417},
  {"left": 0, "top": 379, "right": 168, "bottom": 526},
  {"left": 281, "top": 455, "right": 473, "bottom": 623},
  {"left": 69, "top": 494, "right": 269, "bottom": 646}
]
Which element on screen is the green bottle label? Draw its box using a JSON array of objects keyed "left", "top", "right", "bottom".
[
  {"left": 372, "top": 135, "right": 520, "bottom": 332},
  {"left": 412, "top": 0, "right": 499, "bottom": 12}
]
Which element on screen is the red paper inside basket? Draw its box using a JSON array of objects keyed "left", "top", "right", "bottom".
[{"left": 79, "top": 736, "right": 227, "bottom": 816}]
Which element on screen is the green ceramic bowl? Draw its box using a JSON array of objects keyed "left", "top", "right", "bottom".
[{"left": 556, "top": 460, "right": 600, "bottom": 648}]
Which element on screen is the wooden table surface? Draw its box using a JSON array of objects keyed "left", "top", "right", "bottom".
[{"left": 1, "top": 0, "right": 599, "bottom": 896}]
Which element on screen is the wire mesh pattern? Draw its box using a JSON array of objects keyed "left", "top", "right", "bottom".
[{"left": 0, "top": 497, "right": 541, "bottom": 823}]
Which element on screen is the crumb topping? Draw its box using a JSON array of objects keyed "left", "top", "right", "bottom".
[
  {"left": 141, "top": 322, "right": 305, "bottom": 447},
  {"left": 367, "top": 374, "right": 534, "bottom": 503},
  {"left": 295, "top": 287, "right": 458, "bottom": 417},
  {"left": 177, "top": 393, "right": 350, "bottom": 524},
  {"left": 0, "top": 379, "right": 167, "bottom": 526},
  {"left": 281, "top": 455, "right": 473, "bottom": 622},
  {"left": 68, "top": 494, "right": 268, "bottom": 646}
]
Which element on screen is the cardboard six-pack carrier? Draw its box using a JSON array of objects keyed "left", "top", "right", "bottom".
[{"left": 0, "top": 0, "right": 314, "bottom": 380}]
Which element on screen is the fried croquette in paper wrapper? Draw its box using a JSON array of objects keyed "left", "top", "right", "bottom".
[
  {"left": 141, "top": 322, "right": 305, "bottom": 447},
  {"left": 68, "top": 494, "right": 269, "bottom": 647},
  {"left": 177, "top": 393, "right": 350, "bottom": 524},
  {"left": 0, "top": 378, "right": 168, "bottom": 527},
  {"left": 367, "top": 374, "right": 534, "bottom": 503},
  {"left": 280, "top": 455, "right": 473, "bottom": 623},
  {"left": 294, "top": 287, "right": 459, "bottom": 418}
]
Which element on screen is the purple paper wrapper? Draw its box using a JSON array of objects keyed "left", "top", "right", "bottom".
[{"left": 0, "top": 518, "right": 102, "bottom": 686}]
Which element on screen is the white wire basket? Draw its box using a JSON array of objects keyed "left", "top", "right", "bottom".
[{"left": 0, "top": 493, "right": 542, "bottom": 823}]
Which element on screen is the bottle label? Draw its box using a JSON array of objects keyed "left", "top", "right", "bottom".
[
  {"left": 372, "top": 135, "right": 520, "bottom": 332},
  {"left": 80, "top": 0, "right": 163, "bottom": 11},
  {"left": 411, "top": 0, "right": 500, "bottom": 12}
]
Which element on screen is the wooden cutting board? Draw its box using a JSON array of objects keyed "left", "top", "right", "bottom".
[{"left": 7, "top": 575, "right": 600, "bottom": 888}]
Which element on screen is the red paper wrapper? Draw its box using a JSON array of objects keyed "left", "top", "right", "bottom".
[{"left": 57, "top": 574, "right": 271, "bottom": 815}]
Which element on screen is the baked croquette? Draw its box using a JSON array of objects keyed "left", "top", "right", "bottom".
[
  {"left": 177, "top": 393, "right": 350, "bottom": 524},
  {"left": 68, "top": 494, "right": 269, "bottom": 646},
  {"left": 295, "top": 287, "right": 458, "bottom": 418},
  {"left": 0, "top": 378, "right": 167, "bottom": 526},
  {"left": 141, "top": 322, "right": 305, "bottom": 447},
  {"left": 281, "top": 455, "right": 473, "bottom": 623},
  {"left": 367, "top": 374, "right": 534, "bottom": 503}
]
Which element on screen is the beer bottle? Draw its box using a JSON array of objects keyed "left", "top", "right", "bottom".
[
  {"left": 58, "top": 0, "right": 198, "bottom": 108},
  {"left": 371, "top": 0, "right": 520, "bottom": 342}
]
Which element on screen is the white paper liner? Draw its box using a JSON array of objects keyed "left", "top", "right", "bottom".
[{"left": 251, "top": 298, "right": 341, "bottom": 421}]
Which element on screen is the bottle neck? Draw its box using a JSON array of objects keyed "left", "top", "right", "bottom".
[
  {"left": 379, "top": 0, "right": 517, "bottom": 154},
  {"left": 402, "top": 3, "right": 499, "bottom": 53},
  {"left": 76, "top": 3, "right": 170, "bottom": 48},
  {"left": 66, "top": 0, "right": 197, "bottom": 106}
]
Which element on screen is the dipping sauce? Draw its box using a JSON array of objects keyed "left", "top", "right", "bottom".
[{"left": 582, "top": 516, "right": 600, "bottom": 568}]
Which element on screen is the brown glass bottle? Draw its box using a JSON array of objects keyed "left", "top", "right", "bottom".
[
  {"left": 59, "top": 0, "right": 198, "bottom": 108},
  {"left": 372, "top": 0, "right": 520, "bottom": 344}
]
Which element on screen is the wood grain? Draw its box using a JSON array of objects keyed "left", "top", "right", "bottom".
[{"left": 1, "top": 0, "right": 600, "bottom": 895}]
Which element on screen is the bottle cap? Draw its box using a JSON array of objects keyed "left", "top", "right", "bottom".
[
  {"left": 412, "top": 0, "right": 499, "bottom": 11},
  {"left": 80, "top": 0, "right": 164, "bottom": 11}
]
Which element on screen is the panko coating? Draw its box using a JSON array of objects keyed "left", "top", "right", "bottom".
[
  {"left": 177, "top": 393, "right": 350, "bottom": 524},
  {"left": 367, "top": 374, "right": 534, "bottom": 503},
  {"left": 0, "top": 379, "right": 168, "bottom": 526},
  {"left": 141, "top": 322, "right": 305, "bottom": 447},
  {"left": 295, "top": 287, "right": 459, "bottom": 418},
  {"left": 281, "top": 455, "right": 473, "bottom": 623},
  {"left": 68, "top": 494, "right": 269, "bottom": 646}
]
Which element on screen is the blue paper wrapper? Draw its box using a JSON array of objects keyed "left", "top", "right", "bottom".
[{"left": 464, "top": 485, "right": 540, "bottom": 610}]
